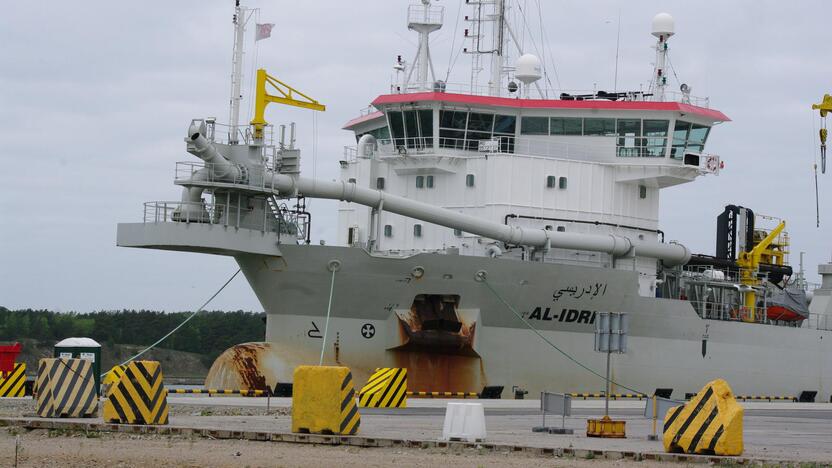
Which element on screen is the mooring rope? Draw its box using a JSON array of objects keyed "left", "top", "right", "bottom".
[
  {"left": 480, "top": 277, "right": 646, "bottom": 395},
  {"left": 319, "top": 268, "right": 337, "bottom": 366},
  {"left": 101, "top": 268, "right": 242, "bottom": 378}
]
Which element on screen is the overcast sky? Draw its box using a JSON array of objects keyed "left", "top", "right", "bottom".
[{"left": 1, "top": 0, "right": 830, "bottom": 313}]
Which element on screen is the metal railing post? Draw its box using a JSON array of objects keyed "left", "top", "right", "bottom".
[{"left": 236, "top": 195, "right": 241, "bottom": 228}]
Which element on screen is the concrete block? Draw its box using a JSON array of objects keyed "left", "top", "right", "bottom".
[
  {"left": 664, "top": 378, "right": 743, "bottom": 456},
  {"left": 441, "top": 402, "right": 486, "bottom": 442}
]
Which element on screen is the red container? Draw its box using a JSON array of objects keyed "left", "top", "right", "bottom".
[{"left": 0, "top": 342, "right": 22, "bottom": 374}]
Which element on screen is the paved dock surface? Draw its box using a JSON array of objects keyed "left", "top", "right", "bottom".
[
  {"left": 2, "top": 396, "right": 831, "bottom": 464},
  {"left": 169, "top": 397, "right": 832, "bottom": 462}
]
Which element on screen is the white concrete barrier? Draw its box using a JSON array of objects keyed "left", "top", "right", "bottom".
[{"left": 441, "top": 402, "right": 486, "bottom": 442}]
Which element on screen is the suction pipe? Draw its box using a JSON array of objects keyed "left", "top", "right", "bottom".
[
  {"left": 187, "top": 131, "right": 242, "bottom": 182},
  {"left": 268, "top": 174, "right": 691, "bottom": 266}
]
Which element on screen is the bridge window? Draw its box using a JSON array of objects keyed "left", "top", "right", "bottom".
[
  {"left": 550, "top": 117, "right": 582, "bottom": 136},
  {"left": 521, "top": 117, "right": 549, "bottom": 135},
  {"left": 494, "top": 115, "right": 516, "bottom": 134},
  {"left": 348, "top": 178, "right": 356, "bottom": 184},
  {"left": 376, "top": 177, "right": 385, "bottom": 190},
  {"left": 413, "top": 224, "right": 422, "bottom": 237},
  {"left": 416, "top": 175, "right": 424, "bottom": 188},
  {"left": 671, "top": 120, "right": 710, "bottom": 160},
  {"left": 643, "top": 119, "right": 669, "bottom": 157},
  {"left": 384, "top": 225, "right": 393, "bottom": 237},
  {"left": 639, "top": 185, "right": 647, "bottom": 199},
  {"left": 387, "top": 109, "right": 433, "bottom": 150},
  {"left": 584, "top": 118, "right": 616, "bottom": 136},
  {"left": 426, "top": 175, "right": 434, "bottom": 188},
  {"left": 559, "top": 176, "right": 568, "bottom": 189},
  {"left": 439, "top": 110, "right": 467, "bottom": 150},
  {"left": 464, "top": 113, "right": 495, "bottom": 151},
  {"left": 546, "top": 175, "right": 557, "bottom": 188},
  {"left": 355, "top": 126, "right": 390, "bottom": 143},
  {"left": 454, "top": 229, "right": 463, "bottom": 236},
  {"left": 616, "top": 119, "right": 642, "bottom": 157},
  {"left": 439, "top": 111, "right": 516, "bottom": 152},
  {"left": 466, "top": 174, "right": 475, "bottom": 187}
]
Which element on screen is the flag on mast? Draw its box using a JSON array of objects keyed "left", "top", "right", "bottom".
[{"left": 255, "top": 23, "right": 275, "bottom": 41}]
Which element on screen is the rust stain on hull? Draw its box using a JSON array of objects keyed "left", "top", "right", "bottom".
[
  {"left": 391, "top": 294, "right": 486, "bottom": 393},
  {"left": 205, "top": 342, "right": 273, "bottom": 391}
]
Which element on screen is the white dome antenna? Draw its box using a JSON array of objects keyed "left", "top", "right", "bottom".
[
  {"left": 515, "top": 54, "right": 542, "bottom": 97},
  {"left": 649, "top": 13, "right": 675, "bottom": 102},
  {"left": 651, "top": 12, "right": 675, "bottom": 39}
]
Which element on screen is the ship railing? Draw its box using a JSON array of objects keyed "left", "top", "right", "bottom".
[
  {"left": 689, "top": 300, "right": 768, "bottom": 324},
  {"left": 680, "top": 264, "right": 743, "bottom": 283},
  {"left": 377, "top": 135, "right": 718, "bottom": 165},
  {"left": 174, "top": 161, "right": 283, "bottom": 194},
  {"left": 407, "top": 3, "right": 443, "bottom": 26},
  {"left": 143, "top": 200, "right": 277, "bottom": 233},
  {"left": 201, "top": 121, "right": 276, "bottom": 147},
  {"left": 391, "top": 83, "right": 711, "bottom": 108},
  {"left": 376, "top": 136, "right": 515, "bottom": 156},
  {"left": 343, "top": 145, "right": 358, "bottom": 163}
]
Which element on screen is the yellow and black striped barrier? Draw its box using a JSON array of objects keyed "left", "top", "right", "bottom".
[
  {"left": 103, "top": 361, "right": 169, "bottom": 425},
  {"left": 359, "top": 368, "right": 407, "bottom": 408},
  {"left": 102, "top": 364, "right": 127, "bottom": 397},
  {"left": 664, "top": 379, "right": 743, "bottom": 456},
  {"left": 686, "top": 393, "right": 797, "bottom": 402},
  {"left": 406, "top": 391, "right": 479, "bottom": 399},
  {"left": 568, "top": 392, "right": 647, "bottom": 400},
  {"left": 168, "top": 388, "right": 266, "bottom": 397},
  {"left": 35, "top": 358, "right": 98, "bottom": 418},
  {"left": 737, "top": 395, "right": 796, "bottom": 402},
  {"left": 292, "top": 365, "right": 360, "bottom": 435},
  {"left": 0, "top": 363, "right": 26, "bottom": 397}
]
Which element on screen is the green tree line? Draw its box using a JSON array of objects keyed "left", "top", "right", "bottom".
[{"left": 0, "top": 307, "right": 265, "bottom": 360}]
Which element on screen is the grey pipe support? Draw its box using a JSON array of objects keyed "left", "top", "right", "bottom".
[
  {"left": 269, "top": 174, "right": 691, "bottom": 266},
  {"left": 179, "top": 168, "right": 209, "bottom": 204}
]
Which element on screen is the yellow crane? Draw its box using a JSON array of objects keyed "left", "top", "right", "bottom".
[
  {"left": 250, "top": 68, "right": 326, "bottom": 139},
  {"left": 735, "top": 221, "right": 787, "bottom": 322},
  {"left": 812, "top": 94, "right": 831, "bottom": 174}
]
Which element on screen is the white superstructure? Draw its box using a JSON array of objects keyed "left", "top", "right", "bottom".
[{"left": 340, "top": 6, "right": 723, "bottom": 297}]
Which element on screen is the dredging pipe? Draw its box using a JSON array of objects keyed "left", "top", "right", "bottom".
[{"left": 268, "top": 174, "right": 691, "bottom": 266}]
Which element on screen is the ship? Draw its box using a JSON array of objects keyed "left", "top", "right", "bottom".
[{"left": 117, "top": 1, "right": 832, "bottom": 400}]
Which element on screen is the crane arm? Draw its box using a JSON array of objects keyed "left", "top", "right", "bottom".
[
  {"left": 737, "top": 221, "right": 786, "bottom": 270},
  {"left": 250, "top": 68, "right": 325, "bottom": 138},
  {"left": 812, "top": 94, "right": 832, "bottom": 117}
]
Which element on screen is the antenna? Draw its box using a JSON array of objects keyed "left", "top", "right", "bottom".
[
  {"left": 613, "top": 9, "right": 621, "bottom": 94},
  {"left": 229, "top": 2, "right": 247, "bottom": 143},
  {"left": 649, "top": 13, "right": 675, "bottom": 102},
  {"left": 403, "top": 0, "right": 444, "bottom": 92}
]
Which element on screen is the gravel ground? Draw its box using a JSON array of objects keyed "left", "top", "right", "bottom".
[{"left": 0, "top": 428, "right": 677, "bottom": 468}]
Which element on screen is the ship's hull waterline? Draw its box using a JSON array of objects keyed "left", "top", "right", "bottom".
[{"left": 239, "top": 244, "right": 832, "bottom": 399}]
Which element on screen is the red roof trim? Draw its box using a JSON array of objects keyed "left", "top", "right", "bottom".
[
  {"left": 371, "top": 92, "right": 730, "bottom": 122},
  {"left": 342, "top": 110, "right": 385, "bottom": 130}
]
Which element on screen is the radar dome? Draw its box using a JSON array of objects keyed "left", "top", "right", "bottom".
[
  {"left": 515, "top": 54, "right": 542, "bottom": 85},
  {"left": 651, "top": 13, "right": 675, "bottom": 38}
]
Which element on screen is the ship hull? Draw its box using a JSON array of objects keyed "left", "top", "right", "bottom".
[{"left": 238, "top": 244, "right": 832, "bottom": 399}]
